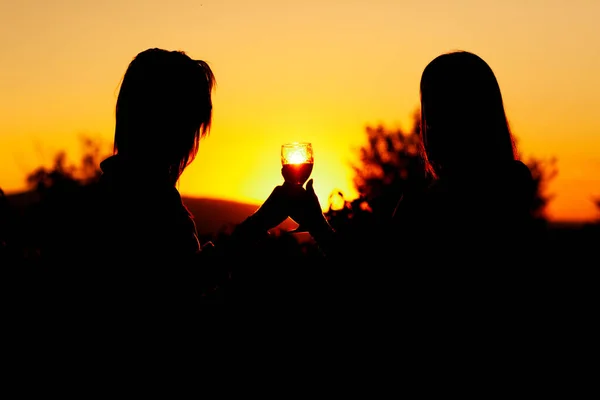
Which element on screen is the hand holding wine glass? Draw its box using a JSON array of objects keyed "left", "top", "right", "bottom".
[{"left": 281, "top": 142, "right": 314, "bottom": 232}]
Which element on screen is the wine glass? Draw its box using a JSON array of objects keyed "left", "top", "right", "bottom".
[{"left": 281, "top": 142, "right": 314, "bottom": 232}]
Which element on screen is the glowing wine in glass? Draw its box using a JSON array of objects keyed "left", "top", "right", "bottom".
[
  {"left": 281, "top": 142, "right": 313, "bottom": 232},
  {"left": 281, "top": 142, "right": 314, "bottom": 185}
]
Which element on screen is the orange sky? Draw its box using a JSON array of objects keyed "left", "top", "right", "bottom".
[{"left": 1, "top": 0, "right": 599, "bottom": 222}]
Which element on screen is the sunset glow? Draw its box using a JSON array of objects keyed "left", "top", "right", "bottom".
[
  {"left": 285, "top": 150, "right": 308, "bottom": 165},
  {"left": 1, "top": 0, "right": 599, "bottom": 221},
  {"left": 288, "top": 153, "right": 306, "bottom": 165},
  {"left": 281, "top": 142, "right": 313, "bottom": 165}
]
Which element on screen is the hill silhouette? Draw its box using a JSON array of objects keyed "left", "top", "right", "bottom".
[
  {"left": 181, "top": 196, "right": 298, "bottom": 236},
  {"left": 3, "top": 190, "right": 298, "bottom": 238},
  {"left": 182, "top": 196, "right": 262, "bottom": 235}
]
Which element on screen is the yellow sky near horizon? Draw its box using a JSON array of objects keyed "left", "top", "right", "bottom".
[{"left": 1, "top": 0, "right": 599, "bottom": 221}]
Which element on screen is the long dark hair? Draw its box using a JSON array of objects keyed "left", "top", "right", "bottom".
[
  {"left": 419, "top": 51, "right": 517, "bottom": 179},
  {"left": 114, "top": 48, "right": 216, "bottom": 184}
]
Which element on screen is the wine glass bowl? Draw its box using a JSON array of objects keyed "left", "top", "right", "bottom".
[
  {"left": 281, "top": 142, "right": 314, "bottom": 186},
  {"left": 281, "top": 142, "right": 313, "bottom": 233}
]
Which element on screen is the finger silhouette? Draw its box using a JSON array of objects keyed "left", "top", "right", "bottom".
[{"left": 306, "top": 179, "right": 315, "bottom": 195}]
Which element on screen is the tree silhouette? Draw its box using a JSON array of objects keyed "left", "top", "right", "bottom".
[
  {"left": 323, "top": 110, "right": 427, "bottom": 237},
  {"left": 26, "top": 136, "right": 109, "bottom": 192},
  {"left": 18, "top": 136, "right": 112, "bottom": 261},
  {"left": 523, "top": 156, "right": 558, "bottom": 220},
  {"left": 348, "top": 110, "right": 429, "bottom": 221},
  {"left": 26, "top": 151, "right": 80, "bottom": 194}
]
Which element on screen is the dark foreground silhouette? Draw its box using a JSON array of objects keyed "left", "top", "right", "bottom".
[
  {"left": 2, "top": 180, "right": 598, "bottom": 308},
  {"left": 1, "top": 49, "right": 598, "bottom": 307}
]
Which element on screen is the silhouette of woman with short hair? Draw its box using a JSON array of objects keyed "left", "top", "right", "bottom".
[
  {"left": 112, "top": 48, "right": 214, "bottom": 187},
  {"left": 287, "top": 50, "right": 536, "bottom": 299},
  {"left": 61, "top": 48, "right": 289, "bottom": 302}
]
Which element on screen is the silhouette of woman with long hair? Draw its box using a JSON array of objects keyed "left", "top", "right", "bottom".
[
  {"left": 287, "top": 50, "right": 536, "bottom": 298},
  {"left": 59, "top": 48, "right": 290, "bottom": 302},
  {"left": 395, "top": 50, "right": 535, "bottom": 252}
]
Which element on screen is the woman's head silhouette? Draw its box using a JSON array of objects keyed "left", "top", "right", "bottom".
[
  {"left": 114, "top": 48, "right": 216, "bottom": 184},
  {"left": 419, "top": 51, "right": 517, "bottom": 179}
]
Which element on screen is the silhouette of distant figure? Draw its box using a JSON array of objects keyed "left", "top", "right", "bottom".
[
  {"left": 0, "top": 188, "right": 21, "bottom": 265},
  {"left": 48, "top": 48, "right": 290, "bottom": 303},
  {"left": 0, "top": 188, "right": 9, "bottom": 261},
  {"left": 286, "top": 51, "right": 536, "bottom": 300}
]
